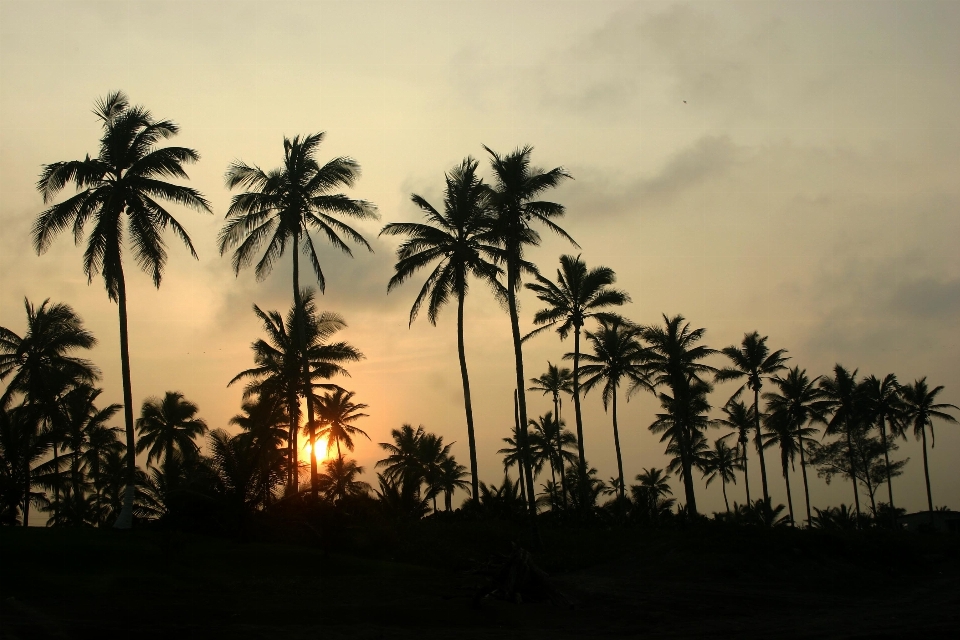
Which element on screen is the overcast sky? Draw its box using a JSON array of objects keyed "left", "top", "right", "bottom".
[{"left": 1, "top": 0, "right": 958, "bottom": 515}]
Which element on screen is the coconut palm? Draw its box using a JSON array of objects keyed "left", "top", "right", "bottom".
[
  {"left": 714, "top": 400, "right": 755, "bottom": 505},
  {"left": 0, "top": 403, "right": 51, "bottom": 526},
  {"left": 763, "top": 367, "right": 824, "bottom": 525},
  {"left": 700, "top": 438, "right": 742, "bottom": 514},
  {"left": 761, "top": 411, "right": 812, "bottom": 526},
  {"left": 435, "top": 456, "right": 470, "bottom": 511},
  {"left": 714, "top": 332, "right": 789, "bottom": 505},
  {"left": 860, "top": 374, "right": 905, "bottom": 527},
  {"left": 631, "top": 467, "right": 674, "bottom": 517},
  {"left": 35, "top": 92, "right": 211, "bottom": 528},
  {"left": 317, "top": 456, "right": 371, "bottom": 504},
  {"left": 220, "top": 132, "right": 377, "bottom": 507},
  {"left": 376, "top": 424, "right": 451, "bottom": 508},
  {"left": 135, "top": 392, "right": 208, "bottom": 487},
  {"left": 498, "top": 420, "right": 535, "bottom": 505},
  {"left": 900, "top": 378, "right": 958, "bottom": 516},
  {"left": 485, "top": 144, "right": 573, "bottom": 517},
  {"left": 313, "top": 388, "right": 370, "bottom": 460},
  {"left": 817, "top": 365, "right": 866, "bottom": 523},
  {"left": 229, "top": 396, "right": 288, "bottom": 506},
  {"left": 525, "top": 255, "right": 629, "bottom": 484},
  {"left": 576, "top": 317, "right": 647, "bottom": 499},
  {"left": 380, "top": 157, "right": 504, "bottom": 501},
  {"left": 528, "top": 363, "right": 574, "bottom": 504}
]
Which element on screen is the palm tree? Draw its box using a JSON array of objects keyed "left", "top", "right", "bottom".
[
  {"left": 763, "top": 367, "right": 824, "bottom": 525},
  {"left": 900, "top": 378, "right": 958, "bottom": 516},
  {"left": 35, "top": 92, "right": 211, "bottom": 528},
  {"left": 220, "top": 132, "right": 377, "bottom": 506},
  {"left": 577, "top": 317, "right": 647, "bottom": 499},
  {"left": 229, "top": 396, "right": 288, "bottom": 507},
  {"left": 700, "top": 438, "right": 742, "bottom": 513},
  {"left": 380, "top": 157, "right": 503, "bottom": 501},
  {"left": 631, "top": 467, "right": 674, "bottom": 519},
  {"left": 715, "top": 332, "right": 789, "bottom": 505},
  {"left": 497, "top": 420, "right": 536, "bottom": 505},
  {"left": 0, "top": 403, "right": 51, "bottom": 526},
  {"left": 313, "top": 388, "right": 370, "bottom": 460},
  {"left": 376, "top": 424, "right": 451, "bottom": 509},
  {"left": 435, "top": 456, "right": 470, "bottom": 511},
  {"left": 317, "top": 456, "right": 371, "bottom": 504},
  {"left": 860, "top": 374, "right": 905, "bottom": 527},
  {"left": 525, "top": 255, "right": 628, "bottom": 484},
  {"left": 642, "top": 315, "right": 717, "bottom": 515},
  {"left": 135, "top": 392, "right": 208, "bottom": 487},
  {"left": 714, "top": 400, "right": 755, "bottom": 505},
  {"left": 485, "top": 144, "right": 573, "bottom": 518},
  {"left": 761, "top": 411, "right": 810, "bottom": 526},
  {"left": 817, "top": 365, "right": 865, "bottom": 523},
  {"left": 528, "top": 363, "right": 574, "bottom": 505}
]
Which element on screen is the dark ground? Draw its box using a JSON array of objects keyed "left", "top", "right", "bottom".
[{"left": 2, "top": 521, "right": 958, "bottom": 639}]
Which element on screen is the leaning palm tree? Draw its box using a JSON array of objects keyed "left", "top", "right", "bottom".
[
  {"left": 313, "top": 388, "right": 370, "bottom": 461},
  {"left": 714, "top": 400, "right": 755, "bottom": 505},
  {"left": 817, "top": 365, "right": 865, "bottom": 523},
  {"left": 135, "top": 392, "right": 208, "bottom": 487},
  {"left": 576, "top": 317, "right": 647, "bottom": 499},
  {"left": 526, "top": 255, "right": 629, "bottom": 483},
  {"left": 900, "top": 378, "right": 958, "bottom": 516},
  {"left": 485, "top": 144, "right": 573, "bottom": 517},
  {"left": 380, "top": 157, "right": 504, "bottom": 501},
  {"left": 220, "top": 132, "right": 377, "bottom": 507},
  {"left": 35, "top": 92, "right": 211, "bottom": 527},
  {"left": 715, "top": 332, "right": 789, "bottom": 505},
  {"left": 700, "top": 438, "right": 742, "bottom": 514},
  {"left": 860, "top": 374, "right": 905, "bottom": 527},
  {"left": 763, "top": 367, "right": 824, "bottom": 526}
]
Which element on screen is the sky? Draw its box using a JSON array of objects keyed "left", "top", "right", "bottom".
[{"left": 1, "top": 0, "right": 958, "bottom": 516}]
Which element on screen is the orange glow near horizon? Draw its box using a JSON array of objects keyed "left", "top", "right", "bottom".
[{"left": 302, "top": 437, "right": 330, "bottom": 463}]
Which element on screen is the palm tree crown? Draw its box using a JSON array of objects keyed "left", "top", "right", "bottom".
[
  {"left": 135, "top": 391, "right": 208, "bottom": 471},
  {"left": 900, "top": 378, "right": 958, "bottom": 514},
  {"left": 314, "top": 388, "right": 370, "bottom": 459}
]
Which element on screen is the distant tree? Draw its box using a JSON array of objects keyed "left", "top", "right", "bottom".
[
  {"left": 700, "top": 438, "right": 742, "bottom": 514},
  {"left": 900, "top": 378, "right": 958, "bottom": 516},
  {"left": 313, "top": 388, "right": 370, "bottom": 460},
  {"left": 376, "top": 424, "right": 451, "bottom": 509},
  {"left": 527, "top": 412, "right": 577, "bottom": 510},
  {"left": 860, "top": 374, "right": 905, "bottom": 527},
  {"left": 36, "top": 92, "right": 211, "bottom": 527},
  {"left": 135, "top": 391, "right": 208, "bottom": 488},
  {"left": 817, "top": 365, "right": 866, "bottom": 522},
  {"left": 434, "top": 456, "right": 470, "bottom": 511},
  {"left": 0, "top": 404, "right": 50, "bottom": 526},
  {"left": 317, "top": 456, "right": 371, "bottom": 504},
  {"left": 498, "top": 419, "right": 538, "bottom": 505},
  {"left": 528, "top": 363, "right": 573, "bottom": 504},
  {"left": 714, "top": 400, "right": 755, "bottom": 505}
]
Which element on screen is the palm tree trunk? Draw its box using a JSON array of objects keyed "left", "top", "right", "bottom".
[
  {"left": 845, "top": 428, "right": 862, "bottom": 524},
  {"left": 23, "top": 467, "right": 30, "bottom": 527},
  {"left": 754, "top": 386, "right": 770, "bottom": 503},
  {"left": 611, "top": 389, "right": 625, "bottom": 501},
  {"left": 741, "top": 437, "right": 751, "bottom": 505},
  {"left": 782, "top": 451, "right": 795, "bottom": 526},
  {"left": 456, "top": 291, "right": 479, "bottom": 504},
  {"left": 506, "top": 259, "right": 537, "bottom": 520},
  {"left": 292, "top": 241, "right": 314, "bottom": 498},
  {"left": 287, "top": 391, "right": 299, "bottom": 492},
  {"left": 513, "top": 389, "right": 527, "bottom": 506},
  {"left": 113, "top": 267, "right": 137, "bottom": 530},
  {"left": 554, "top": 396, "right": 567, "bottom": 508},
  {"left": 572, "top": 326, "right": 587, "bottom": 480},
  {"left": 879, "top": 416, "right": 897, "bottom": 528},
  {"left": 921, "top": 425, "right": 934, "bottom": 515},
  {"left": 722, "top": 479, "right": 730, "bottom": 513},
  {"left": 680, "top": 426, "right": 698, "bottom": 515},
  {"left": 798, "top": 435, "right": 812, "bottom": 526},
  {"left": 52, "top": 440, "right": 61, "bottom": 523}
]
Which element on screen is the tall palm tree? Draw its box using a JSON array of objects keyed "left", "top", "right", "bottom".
[
  {"left": 714, "top": 400, "right": 755, "bottom": 505},
  {"left": 528, "top": 363, "right": 574, "bottom": 504},
  {"left": 380, "top": 157, "right": 504, "bottom": 501},
  {"left": 59, "top": 384, "right": 121, "bottom": 519},
  {"left": 818, "top": 365, "right": 866, "bottom": 522},
  {"left": 900, "top": 378, "right": 958, "bottom": 516},
  {"left": 762, "top": 411, "right": 812, "bottom": 526},
  {"left": 135, "top": 392, "right": 208, "bottom": 488},
  {"left": 577, "top": 317, "right": 648, "bottom": 499},
  {"left": 35, "top": 92, "right": 211, "bottom": 528},
  {"left": 220, "top": 132, "right": 377, "bottom": 506},
  {"left": 715, "top": 332, "right": 789, "bottom": 505},
  {"left": 642, "top": 315, "right": 717, "bottom": 515},
  {"left": 860, "top": 374, "right": 905, "bottom": 527},
  {"left": 763, "top": 367, "right": 824, "bottom": 526},
  {"left": 700, "top": 438, "right": 742, "bottom": 513},
  {"left": 525, "top": 255, "right": 629, "bottom": 483},
  {"left": 313, "top": 388, "right": 370, "bottom": 461},
  {"left": 485, "top": 144, "right": 573, "bottom": 518}
]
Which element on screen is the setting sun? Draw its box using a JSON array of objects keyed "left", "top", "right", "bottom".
[{"left": 302, "top": 437, "right": 329, "bottom": 462}]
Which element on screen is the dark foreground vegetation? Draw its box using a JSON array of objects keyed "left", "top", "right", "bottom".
[{"left": 2, "top": 515, "right": 959, "bottom": 639}]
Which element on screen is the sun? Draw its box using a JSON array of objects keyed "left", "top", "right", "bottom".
[{"left": 302, "top": 437, "right": 329, "bottom": 462}]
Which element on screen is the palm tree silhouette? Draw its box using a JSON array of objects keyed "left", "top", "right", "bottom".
[
  {"left": 435, "top": 456, "right": 470, "bottom": 511},
  {"left": 220, "top": 132, "right": 377, "bottom": 503},
  {"left": 380, "top": 157, "right": 504, "bottom": 502},
  {"left": 900, "top": 378, "right": 958, "bottom": 516},
  {"left": 317, "top": 456, "right": 371, "bottom": 504},
  {"left": 715, "top": 332, "right": 789, "bottom": 505},
  {"left": 35, "top": 92, "right": 211, "bottom": 528},
  {"left": 135, "top": 391, "right": 208, "bottom": 489},
  {"left": 377, "top": 424, "right": 451, "bottom": 509},
  {"left": 642, "top": 315, "right": 716, "bottom": 515},
  {"left": 577, "top": 317, "right": 647, "bottom": 499},
  {"left": 817, "top": 365, "right": 866, "bottom": 523},
  {"left": 528, "top": 363, "right": 573, "bottom": 505},
  {"left": 497, "top": 419, "right": 536, "bottom": 505},
  {"left": 700, "top": 438, "right": 742, "bottom": 513},
  {"left": 485, "top": 145, "right": 573, "bottom": 518},
  {"left": 763, "top": 367, "right": 824, "bottom": 525},
  {"left": 229, "top": 397, "right": 288, "bottom": 507},
  {"left": 527, "top": 411, "right": 577, "bottom": 509},
  {"left": 714, "top": 400, "right": 755, "bottom": 505},
  {"left": 761, "top": 412, "right": 806, "bottom": 526},
  {"left": 630, "top": 467, "right": 674, "bottom": 522},
  {"left": 0, "top": 404, "right": 51, "bottom": 525},
  {"left": 860, "top": 374, "right": 905, "bottom": 527},
  {"left": 313, "top": 388, "right": 370, "bottom": 461},
  {"left": 526, "top": 255, "right": 628, "bottom": 487}
]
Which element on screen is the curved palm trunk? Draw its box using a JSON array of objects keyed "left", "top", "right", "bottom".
[
  {"left": 754, "top": 386, "right": 770, "bottom": 503},
  {"left": 292, "top": 244, "right": 315, "bottom": 498},
  {"left": 572, "top": 326, "right": 587, "bottom": 481},
  {"left": 845, "top": 428, "right": 862, "bottom": 525},
  {"left": 611, "top": 389, "right": 625, "bottom": 500},
  {"left": 798, "top": 433, "right": 812, "bottom": 526},
  {"left": 920, "top": 425, "right": 934, "bottom": 516},
  {"left": 721, "top": 479, "right": 730, "bottom": 513},
  {"left": 456, "top": 292, "right": 480, "bottom": 503},
  {"left": 781, "top": 449, "right": 795, "bottom": 526},
  {"left": 114, "top": 267, "right": 137, "bottom": 530},
  {"left": 878, "top": 416, "right": 897, "bottom": 528},
  {"left": 741, "top": 436, "right": 751, "bottom": 505},
  {"left": 506, "top": 259, "right": 537, "bottom": 521}
]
